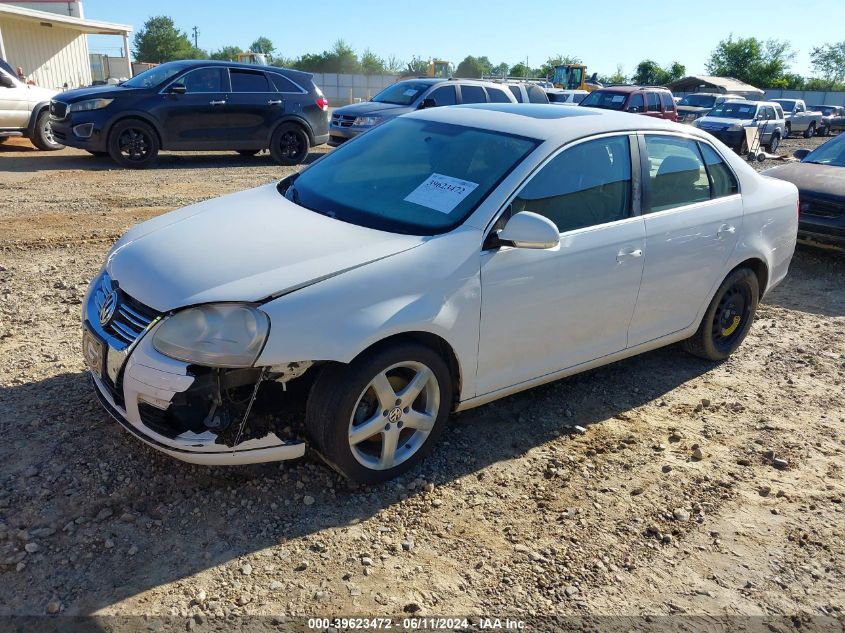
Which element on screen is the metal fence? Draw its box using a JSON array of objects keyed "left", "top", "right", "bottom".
[
  {"left": 761, "top": 89, "right": 845, "bottom": 106},
  {"left": 312, "top": 73, "right": 400, "bottom": 105}
]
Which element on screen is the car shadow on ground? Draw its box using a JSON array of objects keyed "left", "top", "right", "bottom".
[
  {"left": 0, "top": 148, "right": 327, "bottom": 172},
  {"left": 0, "top": 343, "right": 715, "bottom": 619},
  {"left": 764, "top": 244, "right": 845, "bottom": 317}
]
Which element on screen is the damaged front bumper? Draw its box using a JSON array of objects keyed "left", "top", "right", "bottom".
[{"left": 84, "top": 273, "right": 307, "bottom": 466}]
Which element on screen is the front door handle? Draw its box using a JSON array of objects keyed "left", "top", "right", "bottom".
[
  {"left": 267, "top": 99, "right": 283, "bottom": 105},
  {"left": 617, "top": 248, "right": 643, "bottom": 263},
  {"left": 209, "top": 100, "right": 227, "bottom": 105},
  {"left": 717, "top": 224, "right": 736, "bottom": 238}
]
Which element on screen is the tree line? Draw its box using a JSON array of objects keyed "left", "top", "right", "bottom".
[{"left": 133, "top": 16, "right": 845, "bottom": 91}]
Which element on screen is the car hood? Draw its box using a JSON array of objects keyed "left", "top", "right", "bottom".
[
  {"left": 697, "top": 116, "right": 750, "bottom": 129},
  {"left": 54, "top": 84, "right": 133, "bottom": 103},
  {"left": 677, "top": 105, "right": 712, "bottom": 115},
  {"left": 106, "top": 183, "right": 424, "bottom": 312},
  {"left": 333, "top": 101, "right": 413, "bottom": 117},
  {"left": 20, "top": 83, "right": 56, "bottom": 101},
  {"left": 763, "top": 162, "right": 845, "bottom": 198}
]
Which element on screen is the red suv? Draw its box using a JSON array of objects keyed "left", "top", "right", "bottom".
[{"left": 579, "top": 86, "right": 678, "bottom": 122}]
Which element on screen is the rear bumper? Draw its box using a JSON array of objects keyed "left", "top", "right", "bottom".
[{"left": 798, "top": 221, "right": 845, "bottom": 245}]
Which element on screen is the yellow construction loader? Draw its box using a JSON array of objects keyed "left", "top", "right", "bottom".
[{"left": 552, "top": 64, "right": 602, "bottom": 91}]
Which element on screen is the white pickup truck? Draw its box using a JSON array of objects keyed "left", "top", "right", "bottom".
[{"left": 771, "top": 99, "right": 823, "bottom": 138}]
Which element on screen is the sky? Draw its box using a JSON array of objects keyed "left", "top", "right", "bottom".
[{"left": 84, "top": 0, "right": 842, "bottom": 78}]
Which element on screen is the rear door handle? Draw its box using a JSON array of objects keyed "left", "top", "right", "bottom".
[
  {"left": 617, "top": 248, "right": 643, "bottom": 262},
  {"left": 717, "top": 224, "right": 736, "bottom": 238},
  {"left": 209, "top": 100, "right": 227, "bottom": 105},
  {"left": 267, "top": 99, "right": 283, "bottom": 105}
]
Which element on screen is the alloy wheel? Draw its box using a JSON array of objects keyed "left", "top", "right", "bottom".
[
  {"left": 118, "top": 128, "right": 152, "bottom": 162},
  {"left": 279, "top": 131, "right": 305, "bottom": 159},
  {"left": 347, "top": 361, "right": 440, "bottom": 470}
]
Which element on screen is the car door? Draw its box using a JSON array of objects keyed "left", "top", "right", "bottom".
[
  {"left": 627, "top": 134, "right": 742, "bottom": 347},
  {"left": 425, "top": 84, "right": 457, "bottom": 107},
  {"left": 458, "top": 84, "right": 487, "bottom": 105},
  {"left": 476, "top": 134, "right": 646, "bottom": 395},
  {"left": 0, "top": 70, "right": 31, "bottom": 128},
  {"left": 644, "top": 92, "right": 662, "bottom": 119},
  {"left": 157, "top": 67, "right": 230, "bottom": 148},
  {"left": 225, "top": 68, "right": 278, "bottom": 147}
]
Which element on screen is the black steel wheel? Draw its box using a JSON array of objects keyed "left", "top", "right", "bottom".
[
  {"left": 682, "top": 267, "right": 759, "bottom": 361},
  {"left": 108, "top": 119, "right": 159, "bottom": 169},
  {"left": 269, "top": 123, "right": 309, "bottom": 166}
]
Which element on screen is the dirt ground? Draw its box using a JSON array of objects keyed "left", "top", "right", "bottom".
[{"left": 0, "top": 135, "right": 843, "bottom": 628}]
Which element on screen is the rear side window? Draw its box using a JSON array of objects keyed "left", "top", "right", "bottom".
[
  {"left": 268, "top": 72, "right": 302, "bottom": 93},
  {"left": 646, "top": 92, "right": 661, "bottom": 112},
  {"left": 428, "top": 85, "right": 457, "bottom": 106},
  {"left": 230, "top": 69, "right": 270, "bottom": 92},
  {"left": 460, "top": 84, "right": 486, "bottom": 104},
  {"left": 660, "top": 93, "right": 675, "bottom": 111},
  {"left": 645, "top": 135, "right": 710, "bottom": 212},
  {"left": 527, "top": 85, "right": 548, "bottom": 103},
  {"left": 508, "top": 85, "right": 523, "bottom": 103},
  {"left": 486, "top": 87, "right": 511, "bottom": 103},
  {"left": 512, "top": 135, "right": 632, "bottom": 233},
  {"left": 699, "top": 142, "right": 739, "bottom": 198},
  {"left": 627, "top": 93, "right": 645, "bottom": 113}
]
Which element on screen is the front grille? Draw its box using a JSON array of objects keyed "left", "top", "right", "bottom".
[
  {"left": 50, "top": 100, "right": 67, "bottom": 119},
  {"left": 93, "top": 273, "right": 160, "bottom": 348},
  {"left": 801, "top": 196, "right": 844, "bottom": 219},
  {"left": 331, "top": 113, "right": 356, "bottom": 128}
]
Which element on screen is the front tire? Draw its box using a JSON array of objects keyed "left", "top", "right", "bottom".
[
  {"left": 305, "top": 342, "right": 453, "bottom": 484},
  {"left": 803, "top": 122, "right": 815, "bottom": 138},
  {"left": 784, "top": 122, "right": 791, "bottom": 138},
  {"left": 682, "top": 267, "right": 759, "bottom": 361},
  {"left": 269, "top": 123, "right": 309, "bottom": 166},
  {"left": 107, "top": 119, "right": 159, "bottom": 168},
  {"left": 31, "top": 110, "right": 63, "bottom": 150}
]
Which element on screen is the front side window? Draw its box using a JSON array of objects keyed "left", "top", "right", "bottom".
[
  {"left": 508, "top": 85, "right": 523, "bottom": 103},
  {"left": 512, "top": 136, "right": 632, "bottom": 233},
  {"left": 286, "top": 118, "right": 540, "bottom": 235},
  {"left": 646, "top": 92, "right": 661, "bottom": 112},
  {"left": 171, "top": 67, "right": 226, "bottom": 93},
  {"left": 428, "top": 85, "right": 457, "bottom": 106},
  {"left": 645, "top": 135, "right": 710, "bottom": 212},
  {"left": 460, "top": 85, "right": 486, "bottom": 104},
  {"left": 527, "top": 85, "right": 548, "bottom": 104},
  {"left": 230, "top": 70, "right": 270, "bottom": 92},
  {"left": 486, "top": 87, "right": 511, "bottom": 103}
]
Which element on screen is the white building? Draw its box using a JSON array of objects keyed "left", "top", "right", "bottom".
[{"left": 0, "top": 0, "right": 131, "bottom": 90}]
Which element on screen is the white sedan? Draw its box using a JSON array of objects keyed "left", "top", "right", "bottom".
[{"left": 82, "top": 104, "right": 798, "bottom": 483}]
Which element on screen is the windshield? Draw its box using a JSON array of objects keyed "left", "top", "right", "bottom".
[
  {"left": 284, "top": 118, "right": 540, "bottom": 235},
  {"left": 371, "top": 81, "right": 431, "bottom": 106},
  {"left": 122, "top": 63, "right": 186, "bottom": 88},
  {"left": 706, "top": 102, "right": 756, "bottom": 119},
  {"left": 803, "top": 134, "right": 845, "bottom": 167},
  {"left": 678, "top": 94, "right": 716, "bottom": 108},
  {"left": 580, "top": 90, "right": 628, "bottom": 111}
]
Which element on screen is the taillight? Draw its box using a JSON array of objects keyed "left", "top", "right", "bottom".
[{"left": 316, "top": 97, "right": 328, "bottom": 111}]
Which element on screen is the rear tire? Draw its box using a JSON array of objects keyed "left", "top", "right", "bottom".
[
  {"left": 31, "top": 110, "right": 63, "bottom": 151},
  {"left": 765, "top": 132, "right": 781, "bottom": 154},
  {"left": 305, "top": 342, "right": 453, "bottom": 484},
  {"left": 269, "top": 123, "right": 309, "bottom": 166},
  {"left": 682, "top": 267, "right": 759, "bottom": 361},
  {"left": 107, "top": 119, "right": 159, "bottom": 169}
]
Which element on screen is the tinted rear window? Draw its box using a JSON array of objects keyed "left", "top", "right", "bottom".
[
  {"left": 508, "top": 85, "right": 523, "bottom": 103},
  {"left": 268, "top": 72, "right": 302, "bottom": 93},
  {"left": 486, "top": 87, "right": 511, "bottom": 103},
  {"left": 527, "top": 85, "right": 549, "bottom": 104},
  {"left": 231, "top": 70, "right": 270, "bottom": 92},
  {"left": 461, "top": 85, "right": 487, "bottom": 104}
]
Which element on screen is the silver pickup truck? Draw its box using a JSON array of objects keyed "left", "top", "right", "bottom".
[{"left": 771, "top": 99, "right": 823, "bottom": 138}]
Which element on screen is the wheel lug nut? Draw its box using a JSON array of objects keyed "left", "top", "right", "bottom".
[
  {"left": 403, "top": 407, "right": 409, "bottom": 413},
  {"left": 397, "top": 421, "right": 403, "bottom": 428},
  {"left": 384, "top": 423, "right": 390, "bottom": 431},
  {"left": 395, "top": 399, "right": 401, "bottom": 406},
  {"left": 383, "top": 410, "right": 388, "bottom": 417}
]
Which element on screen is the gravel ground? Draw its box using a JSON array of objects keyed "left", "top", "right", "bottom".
[{"left": 0, "top": 135, "right": 843, "bottom": 625}]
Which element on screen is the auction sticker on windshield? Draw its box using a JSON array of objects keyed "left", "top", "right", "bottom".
[{"left": 404, "top": 173, "right": 479, "bottom": 214}]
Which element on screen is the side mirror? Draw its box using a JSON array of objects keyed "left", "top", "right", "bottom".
[
  {"left": 497, "top": 211, "right": 560, "bottom": 249},
  {"left": 0, "top": 74, "right": 15, "bottom": 88},
  {"left": 418, "top": 98, "right": 436, "bottom": 110},
  {"left": 792, "top": 148, "right": 811, "bottom": 160},
  {"left": 168, "top": 84, "right": 186, "bottom": 95}
]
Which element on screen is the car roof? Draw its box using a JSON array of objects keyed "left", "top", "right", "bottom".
[
  {"left": 160, "top": 59, "right": 313, "bottom": 80},
  {"left": 407, "top": 103, "right": 695, "bottom": 142},
  {"left": 596, "top": 85, "right": 670, "bottom": 94}
]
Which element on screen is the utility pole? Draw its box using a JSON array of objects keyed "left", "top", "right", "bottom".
[{"left": 192, "top": 26, "right": 199, "bottom": 49}]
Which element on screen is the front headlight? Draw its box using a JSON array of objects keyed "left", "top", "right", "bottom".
[
  {"left": 69, "top": 98, "right": 114, "bottom": 112},
  {"left": 153, "top": 304, "right": 269, "bottom": 367},
  {"left": 353, "top": 116, "right": 381, "bottom": 127}
]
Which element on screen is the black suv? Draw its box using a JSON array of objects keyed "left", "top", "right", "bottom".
[{"left": 50, "top": 60, "right": 329, "bottom": 168}]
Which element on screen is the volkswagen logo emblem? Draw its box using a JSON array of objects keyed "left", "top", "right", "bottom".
[
  {"left": 388, "top": 407, "right": 403, "bottom": 423},
  {"left": 99, "top": 291, "right": 118, "bottom": 327}
]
